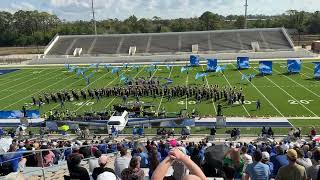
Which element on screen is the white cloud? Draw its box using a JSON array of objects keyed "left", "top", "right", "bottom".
[
  {"left": 10, "top": 2, "right": 35, "bottom": 11},
  {"left": 1, "top": 0, "right": 320, "bottom": 21}
]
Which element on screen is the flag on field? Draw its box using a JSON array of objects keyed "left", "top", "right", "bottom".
[
  {"left": 120, "top": 74, "right": 126, "bottom": 82},
  {"left": 195, "top": 72, "right": 207, "bottom": 80},
  {"left": 215, "top": 65, "right": 227, "bottom": 73},
  {"left": 259, "top": 61, "right": 272, "bottom": 74},
  {"left": 64, "top": 63, "right": 70, "bottom": 70},
  {"left": 166, "top": 64, "right": 173, "bottom": 70},
  {"left": 68, "top": 66, "right": 76, "bottom": 73},
  {"left": 241, "top": 74, "right": 256, "bottom": 81},
  {"left": 112, "top": 67, "right": 119, "bottom": 74},
  {"left": 133, "top": 65, "right": 140, "bottom": 69},
  {"left": 181, "top": 67, "right": 189, "bottom": 73},
  {"left": 123, "top": 63, "right": 129, "bottom": 68}
]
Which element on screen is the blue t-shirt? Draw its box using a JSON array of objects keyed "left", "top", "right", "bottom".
[
  {"left": 245, "top": 162, "right": 270, "bottom": 180},
  {"left": 138, "top": 152, "right": 149, "bottom": 168},
  {"left": 270, "top": 154, "right": 288, "bottom": 175}
]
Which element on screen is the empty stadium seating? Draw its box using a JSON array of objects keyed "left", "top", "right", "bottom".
[{"left": 45, "top": 28, "right": 294, "bottom": 56}]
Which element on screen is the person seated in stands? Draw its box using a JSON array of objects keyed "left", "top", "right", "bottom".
[
  {"left": 92, "top": 155, "right": 116, "bottom": 180},
  {"left": 310, "top": 127, "right": 317, "bottom": 139},
  {"left": 66, "top": 153, "right": 90, "bottom": 180},
  {"left": 114, "top": 147, "right": 131, "bottom": 178},
  {"left": 121, "top": 157, "right": 145, "bottom": 180},
  {"left": 132, "top": 126, "right": 137, "bottom": 137},
  {"left": 267, "top": 127, "right": 274, "bottom": 137},
  {"left": 156, "top": 128, "right": 161, "bottom": 135},
  {"left": 210, "top": 126, "right": 216, "bottom": 136},
  {"left": 294, "top": 128, "right": 301, "bottom": 139},
  {"left": 261, "top": 126, "right": 267, "bottom": 137},
  {"left": 231, "top": 128, "right": 236, "bottom": 138},
  {"left": 151, "top": 148, "right": 206, "bottom": 180},
  {"left": 138, "top": 126, "right": 144, "bottom": 137}
]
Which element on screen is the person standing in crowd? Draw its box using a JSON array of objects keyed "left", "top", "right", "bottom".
[
  {"left": 241, "top": 146, "right": 253, "bottom": 174},
  {"left": 152, "top": 147, "right": 206, "bottom": 180},
  {"left": 243, "top": 150, "right": 270, "bottom": 180},
  {"left": 307, "top": 148, "right": 320, "bottom": 180},
  {"left": 295, "top": 147, "right": 312, "bottom": 169},
  {"left": 89, "top": 150, "right": 102, "bottom": 174},
  {"left": 148, "top": 146, "right": 160, "bottom": 178},
  {"left": 270, "top": 146, "right": 288, "bottom": 175},
  {"left": 114, "top": 147, "right": 131, "bottom": 178},
  {"left": 261, "top": 151, "right": 274, "bottom": 177},
  {"left": 223, "top": 148, "right": 244, "bottom": 179},
  {"left": 92, "top": 155, "right": 116, "bottom": 180},
  {"left": 66, "top": 153, "right": 90, "bottom": 180},
  {"left": 276, "top": 149, "right": 307, "bottom": 180},
  {"left": 121, "top": 157, "right": 145, "bottom": 180}
]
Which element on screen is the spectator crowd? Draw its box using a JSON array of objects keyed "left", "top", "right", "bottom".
[{"left": 1, "top": 127, "right": 320, "bottom": 180}]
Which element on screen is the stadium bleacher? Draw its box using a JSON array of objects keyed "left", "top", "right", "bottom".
[{"left": 45, "top": 28, "right": 295, "bottom": 56}]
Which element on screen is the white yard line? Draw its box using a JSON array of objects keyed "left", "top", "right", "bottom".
[
  {"left": 0, "top": 69, "right": 62, "bottom": 101},
  {"left": 273, "top": 68, "right": 320, "bottom": 98},
  {"left": 0, "top": 69, "right": 52, "bottom": 92},
  {"left": 253, "top": 69, "right": 318, "bottom": 117},
  {"left": 231, "top": 64, "right": 284, "bottom": 117},
  {"left": 201, "top": 66, "right": 217, "bottom": 115},
  {"left": 0, "top": 69, "right": 34, "bottom": 85},
  {"left": 222, "top": 73, "right": 250, "bottom": 116},
  {"left": 1, "top": 71, "right": 78, "bottom": 110},
  {"left": 156, "top": 66, "right": 174, "bottom": 114},
  {"left": 104, "top": 66, "right": 146, "bottom": 109}
]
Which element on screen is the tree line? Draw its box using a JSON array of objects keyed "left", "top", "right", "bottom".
[{"left": 0, "top": 10, "right": 319, "bottom": 47}]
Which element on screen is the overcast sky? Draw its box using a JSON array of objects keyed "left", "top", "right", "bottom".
[{"left": 0, "top": 0, "right": 319, "bottom": 21}]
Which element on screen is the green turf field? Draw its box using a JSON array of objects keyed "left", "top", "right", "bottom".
[{"left": 0, "top": 60, "right": 320, "bottom": 118}]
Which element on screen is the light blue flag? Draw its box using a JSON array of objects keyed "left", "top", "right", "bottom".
[
  {"left": 181, "top": 67, "right": 188, "bottom": 73},
  {"left": 68, "top": 66, "right": 76, "bottom": 73},
  {"left": 120, "top": 74, "right": 126, "bottom": 81},
  {"left": 95, "top": 63, "right": 100, "bottom": 70},
  {"left": 133, "top": 65, "right": 140, "bottom": 69},
  {"left": 112, "top": 67, "right": 119, "bottom": 74},
  {"left": 76, "top": 68, "right": 83, "bottom": 77},
  {"left": 241, "top": 74, "right": 247, "bottom": 81},
  {"left": 123, "top": 63, "right": 129, "bottom": 68},
  {"left": 89, "top": 63, "right": 96, "bottom": 68},
  {"left": 64, "top": 63, "right": 70, "bottom": 69},
  {"left": 166, "top": 64, "right": 173, "bottom": 70},
  {"left": 195, "top": 73, "right": 207, "bottom": 80}
]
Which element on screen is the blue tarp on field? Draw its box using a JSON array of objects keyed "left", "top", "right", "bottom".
[
  {"left": 0, "top": 110, "right": 40, "bottom": 119},
  {"left": 237, "top": 57, "right": 249, "bottom": 69},
  {"left": 259, "top": 61, "right": 272, "bottom": 74},
  {"left": 287, "top": 59, "right": 301, "bottom": 73},
  {"left": 0, "top": 69, "right": 19, "bottom": 76}
]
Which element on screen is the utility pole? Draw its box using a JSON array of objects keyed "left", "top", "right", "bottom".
[
  {"left": 91, "top": 0, "right": 97, "bottom": 35},
  {"left": 244, "top": 0, "right": 248, "bottom": 29}
]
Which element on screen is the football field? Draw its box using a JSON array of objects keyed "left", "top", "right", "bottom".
[{"left": 0, "top": 60, "right": 319, "bottom": 118}]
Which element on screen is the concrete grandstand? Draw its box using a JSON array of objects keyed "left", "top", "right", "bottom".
[{"left": 32, "top": 27, "right": 315, "bottom": 64}]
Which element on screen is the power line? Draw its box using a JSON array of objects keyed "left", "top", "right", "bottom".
[
  {"left": 91, "top": 0, "right": 97, "bottom": 35},
  {"left": 244, "top": 0, "right": 248, "bottom": 29}
]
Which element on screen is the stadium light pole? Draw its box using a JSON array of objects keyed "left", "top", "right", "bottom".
[
  {"left": 244, "top": 0, "right": 248, "bottom": 29},
  {"left": 91, "top": 0, "right": 97, "bottom": 35}
]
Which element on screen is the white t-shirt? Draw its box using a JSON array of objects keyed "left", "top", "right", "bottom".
[
  {"left": 114, "top": 155, "right": 131, "bottom": 177},
  {"left": 97, "top": 171, "right": 117, "bottom": 180}
]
